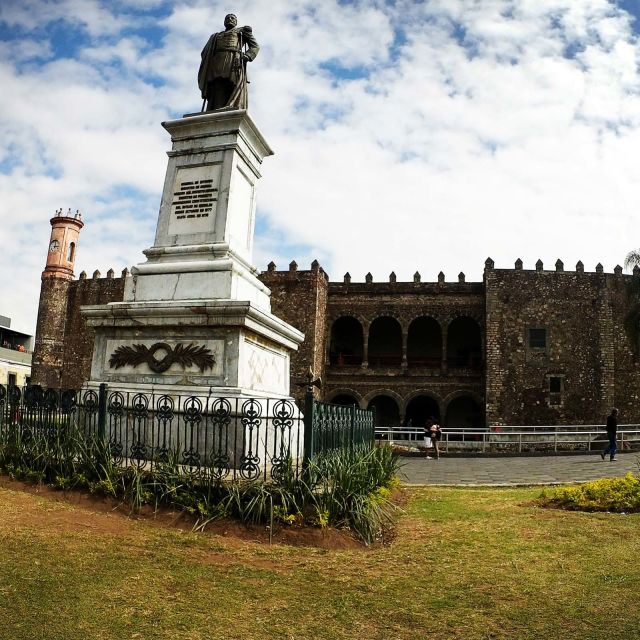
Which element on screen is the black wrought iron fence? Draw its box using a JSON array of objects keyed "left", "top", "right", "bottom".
[
  {"left": 0, "top": 384, "right": 303, "bottom": 482},
  {"left": 0, "top": 385, "right": 375, "bottom": 481}
]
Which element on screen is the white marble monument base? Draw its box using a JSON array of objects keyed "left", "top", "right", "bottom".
[
  {"left": 126, "top": 243, "right": 271, "bottom": 312},
  {"left": 82, "top": 299, "right": 303, "bottom": 399}
]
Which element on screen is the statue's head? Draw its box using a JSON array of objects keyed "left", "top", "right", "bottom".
[{"left": 224, "top": 14, "right": 237, "bottom": 29}]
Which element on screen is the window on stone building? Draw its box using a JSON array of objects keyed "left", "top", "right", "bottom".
[
  {"left": 329, "top": 317, "right": 364, "bottom": 365},
  {"left": 8, "top": 373, "right": 16, "bottom": 387},
  {"left": 407, "top": 316, "right": 442, "bottom": 367},
  {"left": 368, "top": 316, "right": 402, "bottom": 367},
  {"left": 528, "top": 327, "right": 547, "bottom": 349},
  {"left": 547, "top": 375, "right": 564, "bottom": 406},
  {"left": 447, "top": 316, "right": 482, "bottom": 368},
  {"left": 67, "top": 242, "right": 76, "bottom": 262}
]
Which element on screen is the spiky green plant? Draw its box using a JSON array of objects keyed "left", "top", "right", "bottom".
[{"left": 0, "top": 417, "right": 401, "bottom": 544}]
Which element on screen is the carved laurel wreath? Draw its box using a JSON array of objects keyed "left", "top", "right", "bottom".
[{"left": 109, "top": 342, "right": 215, "bottom": 374}]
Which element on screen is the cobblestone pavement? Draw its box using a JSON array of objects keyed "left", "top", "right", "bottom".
[{"left": 400, "top": 452, "right": 640, "bottom": 486}]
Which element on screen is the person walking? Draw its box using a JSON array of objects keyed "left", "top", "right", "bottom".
[
  {"left": 429, "top": 418, "right": 442, "bottom": 460},
  {"left": 601, "top": 408, "right": 618, "bottom": 461},
  {"left": 423, "top": 417, "right": 433, "bottom": 458}
]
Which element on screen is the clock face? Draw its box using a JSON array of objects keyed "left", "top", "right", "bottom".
[{"left": 49, "top": 240, "right": 60, "bottom": 252}]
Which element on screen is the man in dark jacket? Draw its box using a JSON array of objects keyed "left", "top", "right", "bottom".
[
  {"left": 601, "top": 408, "right": 618, "bottom": 461},
  {"left": 198, "top": 14, "right": 260, "bottom": 111}
]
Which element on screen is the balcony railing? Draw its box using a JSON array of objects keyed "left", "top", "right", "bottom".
[
  {"left": 407, "top": 357, "right": 442, "bottom": 368},
  {"left": 447, "top": 355, "right": 483, "bottom": 370},
  {"left": 367, "top": 355, "right": 402, "bottom": 367},
  {"left": 329, "top": 354, "right": 363, "bottom": 366},
  {"left": 0, "top": 346, "right": 32, "bottom": 366}
]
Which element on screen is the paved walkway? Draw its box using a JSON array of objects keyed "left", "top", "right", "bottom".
[{"left": 400, "top": 452, "right": 640, "bottom": 485}]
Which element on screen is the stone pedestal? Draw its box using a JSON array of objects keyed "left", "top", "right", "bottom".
[
  {"left": 82, "top": 110, "right": 304, "bottom": 400},
  {"left": 126, "top": 109, "right": 273, "bottom": 311}
]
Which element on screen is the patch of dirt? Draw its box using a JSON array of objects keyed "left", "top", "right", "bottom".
[
  {"left": 0, "top": 476, "right": 363, "bottom": 550},
  {"left": 0, "top": 478, "right": 134, "bottom": 536}
]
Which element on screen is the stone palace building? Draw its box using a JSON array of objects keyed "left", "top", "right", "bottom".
[{"left": 32, "top": 212, "right": 640, "bottom": 429}]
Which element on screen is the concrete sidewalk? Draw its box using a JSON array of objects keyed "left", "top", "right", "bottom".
[{"left": 400, "top": 452, "right": 640, "bottom": 486}]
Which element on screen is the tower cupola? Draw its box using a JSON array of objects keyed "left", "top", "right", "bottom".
[{"left": 42, "top": 208, "right": 84, "bottom": 280}]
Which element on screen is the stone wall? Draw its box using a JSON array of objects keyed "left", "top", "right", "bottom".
[
  {"left": 32, "top": 271, "right": 127, "bottom": 389},
  {"left": 324, "top": 273, "right": 485, "bottom": 425},
  {"left": 485, "top": 261, "right": 640, "bottom": 425},
  {"left": 258, "top": 261, "right": 329, "bottom": 405},
  {"left": 32, "top": 277, "right": 72, "bottom": 388},
  {"left": 609, "top": 274, "right": 640, "bottom": 422}
]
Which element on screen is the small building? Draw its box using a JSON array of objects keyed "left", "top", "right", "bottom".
[{"left": 0, "top": 315, "right": 33, "bottom": 387}]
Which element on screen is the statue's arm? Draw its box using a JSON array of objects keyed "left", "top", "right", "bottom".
[{"left": 241, "top": 27, "right": 260, "bottom": 61}]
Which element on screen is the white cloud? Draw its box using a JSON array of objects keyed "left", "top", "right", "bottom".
[{"left": 1, "top": 0, "right": 640, "bottom": 336}]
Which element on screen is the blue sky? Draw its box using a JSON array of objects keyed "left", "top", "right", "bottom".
[{"left": 1, "top": 0, "right": 640, "bottom": 334}]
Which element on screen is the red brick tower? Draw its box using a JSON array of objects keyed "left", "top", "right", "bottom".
[
  {"left": 32, "top": 209, "right": 85, "bottom": 387},
  {"left": 42, "top": 208, "right": 84, "bottom": 279}
]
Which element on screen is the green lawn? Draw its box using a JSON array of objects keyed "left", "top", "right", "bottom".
[{"left": 0, "top": 482, "right": 638, "bottom": 640}]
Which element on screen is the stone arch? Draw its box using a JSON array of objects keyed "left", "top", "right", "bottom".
[
  {"left": 67, "top": 242, "right": 76, "bottom": 262},
  {"left": 407, "top": 316, "right": 442, "bottom": 367},
  {"left": 446, "top": 316, "right": 482, "bottom": 369},
  {"left": 366, "top": 395, "right": 401, "bottom": 429},
  {"left": 362, "top": 388, "right": 404, "bottom": 409},
  {"left": 325, "top": 388, "right": 363, "bottom": 407},
  {"left": 444, "top": 391, "right": 485, "bottom": 427},
  {"left": 329, "top": 316, "right": 364, "bottom": 365},
  {"left": 443, "top": 389, "right": 484, "bottom": 408},
  {"left": 330, "top": 393, "right": 361, "bottom": 407},
  {"left": 403, "top": 390, "right": 444, "bottom": 430},
  {"left": 368, "top": 316, "right": 402, "bottom": 366},
  {"left": 328, "top": 310, "right": 367, "bottom": 327}
]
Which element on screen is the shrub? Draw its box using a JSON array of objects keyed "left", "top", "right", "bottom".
[
  {"left": 303, "top": 445, "right": 401, "bottom": 543},
  {"left": 542, "top": 473, "right": 640, "bottom": 513}
]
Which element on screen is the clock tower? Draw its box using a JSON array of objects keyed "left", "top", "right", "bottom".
[
  {"left": 42, "top": 208, "right": 84, "bottom": 280},
  {"left": 33, "top": 208, "right": 85, "bottom": 387}
]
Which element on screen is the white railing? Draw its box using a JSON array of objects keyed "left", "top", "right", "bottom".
[{"left": 374, "top": 425, "right": 640, "bottom": 453}]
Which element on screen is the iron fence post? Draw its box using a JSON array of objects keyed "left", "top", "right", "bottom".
[
  {"left": 98, "top": 383, "right": 107, "bottom": 440},
  {"left": 370, "top": 406, "right": 376, "bottom": 446},
  {"left": 518, "top": 432, "right": 522, "bottom": 453},
  {"left": 350, "top": 404, "right": 355, "bottom": 449},
  {"left": 303, "top": 389, "right": 314, "bottom": 468}
]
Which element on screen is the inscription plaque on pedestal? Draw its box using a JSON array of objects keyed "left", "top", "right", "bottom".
[{"left": 167, "top": 165, "right": 221, "bottom": 236}]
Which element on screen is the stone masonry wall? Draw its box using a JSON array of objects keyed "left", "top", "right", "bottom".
[
  {"left": 61, "top": 272, "right": 127, "bottom": 389},
  {"left": 32, "top": 277, "right": 72, "bottom": 388},
  {"left": 258, "top": 261, "right": 329, "bottom": 406},
  {"left": 484, "top": 262, "right": 640, "bottom": 425},
  {"left": 609, "top": 274, "right": 640, "bottom": 422},
  {"left": 325, "top": 275, "right": 486, "bottom": 422},
  {"left": 32, "top": 272, "right": 127, "bottom": 389}
]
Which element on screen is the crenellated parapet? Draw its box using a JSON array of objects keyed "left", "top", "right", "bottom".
[
  {"left": 77, "top": 268, "right": 131, "bottom": 282},
  {"left": 485, "top": 257, "right": 632, "bottom": 277}
]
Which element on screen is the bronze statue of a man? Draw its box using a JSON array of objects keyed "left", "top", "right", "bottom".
[{"left": 198, "top": 14, "right": 260, "bottom": 111}]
